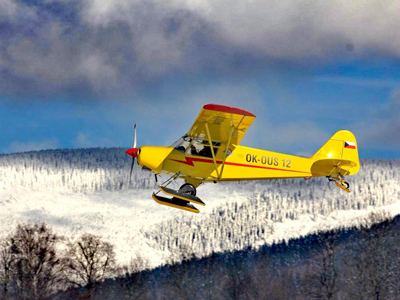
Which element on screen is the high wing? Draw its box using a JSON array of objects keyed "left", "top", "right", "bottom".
[
  {"left": 183, "top": 104, "right": 256, "bottom": 179},
  {"left": 186, "top": 104, "right": 256, "bottom": 153}
]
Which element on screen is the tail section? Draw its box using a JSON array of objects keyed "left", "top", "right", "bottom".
[{"left": 311, "top": 130, "right": 360, "bottom": 178}]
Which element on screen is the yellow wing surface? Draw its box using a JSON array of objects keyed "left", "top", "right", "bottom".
[
  {"left": 186, "top": 104, "right": 256, "bottom": 150},
  {"left": 162, "top": 104, "right": 256, "bottom": 183}
]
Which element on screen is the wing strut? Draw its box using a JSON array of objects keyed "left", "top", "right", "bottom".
[
  {"left": 218, "top": 115, "right": 245, "bottom": 180},
  {"left": 218, "top": 126, "right": 234, "bottom": 180},
  {"left": 204, "top": 115, "right": 247, "bottom": 180},
  {"left": 204, "top": 122, "right": 220, "bottom": 179}
]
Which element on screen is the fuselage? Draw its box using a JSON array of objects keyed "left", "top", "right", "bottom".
[{"left": 137, "top": 145, "right": 313, "bottom": 187}]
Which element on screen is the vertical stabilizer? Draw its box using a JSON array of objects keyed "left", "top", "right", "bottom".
[{"left": 311, "top": 130, "right": 360, "bottom": 177}]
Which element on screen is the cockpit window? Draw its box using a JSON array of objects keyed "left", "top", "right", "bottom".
[
  {"left": 171, "top": 135, "right": 192, "bottom": 153},
  {"left": 172, "top": 135, "right": 221, "bottom": 158}
]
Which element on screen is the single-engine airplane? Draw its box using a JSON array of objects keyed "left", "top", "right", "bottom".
[{"left": 126, "top": 104, "right": 360, "bottom": 213}]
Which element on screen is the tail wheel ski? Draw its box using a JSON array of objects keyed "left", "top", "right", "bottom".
[
  {"left": 327, "top": 176, "right": 350, "bottom": 193},
  {"left": 179, "top": 183, "right": 196, "bottom": 196}
]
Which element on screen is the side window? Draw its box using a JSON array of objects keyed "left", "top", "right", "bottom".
[
  {"left": 172, "top": 136, "right": 191, "bottom": 153},
  {"left": 172, "top": 136, "right": 221, "bottom": 158},
  {"left": 190, "top": 139, "right": 221, "bottom": 158}
]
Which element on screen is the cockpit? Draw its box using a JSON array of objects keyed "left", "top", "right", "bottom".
[{"left": 171, "top": 135, "right": 221, "bottom": 158}]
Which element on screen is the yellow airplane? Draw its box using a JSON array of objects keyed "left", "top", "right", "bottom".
[{"left": 126, "top": 104, "right": 360, "bottom": 213}]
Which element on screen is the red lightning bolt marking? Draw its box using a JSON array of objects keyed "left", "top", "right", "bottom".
[{"left": 170, "top": 157, "right": 217, "bottom": 167}]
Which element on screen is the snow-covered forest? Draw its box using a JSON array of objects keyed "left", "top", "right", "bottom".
[
  {"left": 0, "top": 148, "right": 153, "bottom": 192},
  {"left": 0, "top": 148, "right": 399, "bottom": 267},
  {"left": 148, "top": 159, "right": 400, "bottom": 260}
]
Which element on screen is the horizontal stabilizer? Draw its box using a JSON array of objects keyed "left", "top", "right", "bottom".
[{"left": 152, "top": 193, "right": 200, "bottom": 213}]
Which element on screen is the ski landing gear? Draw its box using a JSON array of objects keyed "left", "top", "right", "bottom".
[
  {"left": 152, "top": 179, "right": 205, "bottom": 213},
  {"left": 327, "top": 175, "right": 350, "bottom": 193}
]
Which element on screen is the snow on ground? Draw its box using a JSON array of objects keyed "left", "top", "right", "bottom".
[
  {"left": 0, "top": 180, "right": 240, "bottom": 268},
  {"left": 0, "top": 182, "right": 398, "bottom": 268},
  {"left": 0, "top": 150, "right": 399, "bottom": 269}
]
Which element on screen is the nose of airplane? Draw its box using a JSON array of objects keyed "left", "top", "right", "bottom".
[
  {"left": 137, "top": 146, "right": 172, "bottom": 173},
  {"left": 126, "top": 148, "right": 138, "bottom": 157}
]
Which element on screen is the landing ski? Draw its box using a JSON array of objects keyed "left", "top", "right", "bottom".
[
  {"left": 158, "top": 186, "right": 206, "bottom": 206},
  {"left": 152, "top": 193, "right": 200, "bottom": 213}
]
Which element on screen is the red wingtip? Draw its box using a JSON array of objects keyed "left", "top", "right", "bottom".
[
  {"left": 203, "top": 104, "right": 256, "bottom": 117},
  {"left": 126, "top": 148, "right": 138, "bottom": 157}
]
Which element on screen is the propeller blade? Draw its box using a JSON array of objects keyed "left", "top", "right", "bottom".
[
  {"left": 127, "top": 123, "right": 138, "bottom": 181},
  {"left": 133, "top": 124, "right": 137, "bottom": 148},
  {"left": 130, "top": 157, "right": 135, "bottom": 180}
]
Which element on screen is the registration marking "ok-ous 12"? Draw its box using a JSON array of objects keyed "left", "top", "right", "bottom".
[{"left": 245, "top": 154, "right": 291, "bottom": 168}]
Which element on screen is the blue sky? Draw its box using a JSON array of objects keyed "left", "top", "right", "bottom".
[{"left": 1, "top": 0, "right": 399, "bottom": 159}]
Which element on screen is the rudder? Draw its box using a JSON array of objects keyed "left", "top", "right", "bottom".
[{"left": 311, "top": 130, "right": 360, "bottom": 177}]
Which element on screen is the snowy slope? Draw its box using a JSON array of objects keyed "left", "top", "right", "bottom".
[{"left": 0, "top": 149, "right": 399, "bottom": 268}]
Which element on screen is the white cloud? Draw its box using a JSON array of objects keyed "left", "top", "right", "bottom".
[
  {"left": 81, "top": 0, "right": 400, "bottom": 59},
  {"left": 3, "top": 138, "right": 61, "bottom": 154},
  {"left": 359, "top": 90, "right": 400, "bottom": 149},
  {"left": 73, "top": 132, "right": 113, "bottom": 148},
  {"left": 1, "top": 0, "right": 400, "bottom": 97},
  {"left": 77, "top": 52, "right": 119, "bottom": 91},
  {"left": 73, "top": 133, "right": 91, "bottom": 148},
  {"left": 180, "top": 0, "right": 400, "bottom": 59},
  {"left": 0, "top": 0, "right": 18, "bottom": 19}
]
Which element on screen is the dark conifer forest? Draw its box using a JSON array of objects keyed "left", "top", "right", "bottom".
[{"left": 1, "top": 212, "right": 398, "bottom": 299}]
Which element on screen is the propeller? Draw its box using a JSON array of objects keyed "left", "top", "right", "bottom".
[{"left": 126, "top": 124, "right": 138, "bottom": 180}]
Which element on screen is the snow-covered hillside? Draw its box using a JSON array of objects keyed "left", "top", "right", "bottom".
[
  {"left": 149, "top": 160, "right": 400, "bottom": 262},
  {"left": 0, "top": 148, "right": 152, "bottom": 192},
  {"left": 0, "top": 149, "right": 399, "bottom": 268}
]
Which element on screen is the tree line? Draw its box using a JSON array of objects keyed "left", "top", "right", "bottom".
[
  {"left": 70, "top": 211, "right": 400, "bottom": 300},
  {"left": 2, "top": 211, "right": 399, "bottom": 299},
  {"left": 0, "top": 223, "right": 121, "bottom": 300}
]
